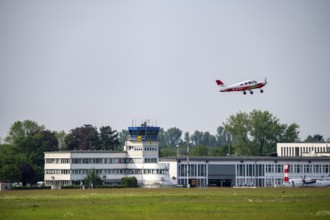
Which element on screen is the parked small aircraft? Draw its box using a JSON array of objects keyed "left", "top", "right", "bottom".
[
  {"left": 287, "top": 175, "right": 330, "bottom": 188},
  {"left": 215, "top": 79, "right": 267, "bottom": 95}
]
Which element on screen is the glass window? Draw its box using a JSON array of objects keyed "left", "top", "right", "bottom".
[
  {"left": 313, "top": 164, "right": 321, "bottom": 173},
  {"left": 275, "top": 164, "right": 283, "bottom": 173},
  {"left": 266, "top": 164, "right": 274, "bottom": 173},
  {"left": 294, "top": 164, "right": 302, "bottom": 173},
  {"left": 246, "top": 164, "right": 254, "bottom": 176},
  {"left": 237, "top": 164, "right": 245, "bottom": 176},
  {"left": 304, "top": 164, "right": 312, "bottom": 173}
]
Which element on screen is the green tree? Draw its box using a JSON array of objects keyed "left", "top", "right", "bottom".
[
  {"left": 3, "top": 120, "right": 58, "bottom": 182},
  {"left": 209, "top": 145, "right": 232, "bottom": 156},
  {"left": 159, "top": 147, "right": 177, "bottom": 157},
  {"left": 191, "top": 131, "right": 203, "bottom": 146},
  {"left": 54, "top": 130, "right": 67, "bottom": 150},
  {"left": 224, "top": 110, "right": 300, "bottom": 156},
  {"left": 191, "top": 146, "right": 208, "bottom": 156},
  {"left": 166, "top": 127, "right": 182, "bottom": 147},
  {"left": 99, "top": 126, "right": 120, "bottom": 150},
  {"left": 304, "top": 134, "right": 324, "bottom": 142},
  {"left": 158, "top": 128, "right": 167, "bottom": 147},
  {"left": 66, "top": 125, "right": 99, "bottom": 150},
  {"left": 4, "top": 120, "right": 45, "bottom": 145},
  {"left": 118, "top": 129, "right": 129, "bottom": 150},
  {"left": 183, "top": 132, "right": 190, "bottom": 146},
  {"left": 215, "top": 126, "right": 226, "bottom": 147},
  {"left": 83, "top": 169, "right": 102, "bottom": 188},
  {"left": 19, "top": 163, "right": 37, "bottom": 186},
  {"left": 0, "top": 144, "right": 26, "bottom": 181}
]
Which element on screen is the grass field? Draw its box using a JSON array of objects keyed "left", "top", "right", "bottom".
[{"left": 1, "top": 187, "right": 330, "bottom": 220}]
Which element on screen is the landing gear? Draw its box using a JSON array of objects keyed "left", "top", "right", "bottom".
[
  {"left": 250, "top": 91, "right": 253, "bottom": 95},
  {"left": 260, "top": 89, "right": 264, "bottom": 93},
  {"left": 243, "top": 91, "right": 246, "bottom": 95}
]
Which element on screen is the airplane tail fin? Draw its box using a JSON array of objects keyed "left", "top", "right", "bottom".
[{"left": 215, "top": 80, "right": 225, "bottom": 87}]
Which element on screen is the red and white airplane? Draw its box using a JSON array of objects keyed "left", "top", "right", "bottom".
[{"left": 216, "top": 79, "right": 267, "bottom": 95}]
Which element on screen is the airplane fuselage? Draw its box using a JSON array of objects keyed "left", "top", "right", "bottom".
[
  {"left": 287, "top": 179, "right": 330, "bottom": 188},
  {"left": 216, "top": 79, "right": 267, "bottom": 95},
  {"left": 220, "top": 80, "right": 266, "bottom": 92}
]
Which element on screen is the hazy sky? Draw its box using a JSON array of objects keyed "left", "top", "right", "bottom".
[{"left": 1, "top": 0, "right": 330, "bottom": 141}]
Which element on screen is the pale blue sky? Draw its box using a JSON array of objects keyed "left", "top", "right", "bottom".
[{"left": 1, "top": 0, "right": 329, "bottom": 141}]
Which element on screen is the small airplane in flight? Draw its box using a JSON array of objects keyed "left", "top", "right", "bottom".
[
  {"left": 287, "top": 175, "right": 330, "bottom": 188},
  {"left": 215, "top": 79, "right": 267, "bottom": 95}
]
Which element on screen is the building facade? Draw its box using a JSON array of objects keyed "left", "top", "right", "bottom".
[
  {"left": 44, "top": 125, "right": 171, "bottom": 188},
  {"left": 160, "top": 156, "right": 330, "bottom": 187},
  {"left": 44, "top": 126, "right": 330, "bottom": 188},
  {"left": 277, "top": 143, "right": 330, "bottom": 157}
]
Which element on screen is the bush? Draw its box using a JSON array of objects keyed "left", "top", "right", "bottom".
[
  {"left": 11, "top": 186, "right": 51, "bottom": 190},
  {"left": 120, "top": 177, "right": 138, "bottom": 188},
  {"left": 95, "top": 185, "right": 124, "bottom": 189},
  {"left": 61, "top": 185, "right": 82, "bottom": 189}
]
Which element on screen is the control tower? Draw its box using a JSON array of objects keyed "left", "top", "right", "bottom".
[
  {"left": 124, "top": 122, "right": 169, "bottom": 186},
  {"left": 124, "top": 123, "right": 160, "bottom": 161},
  {"left": 127, "top": 124, "right": 160, "bottom": 142}
]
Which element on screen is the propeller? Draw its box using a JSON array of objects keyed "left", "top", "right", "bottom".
[
  {"left": 264, "top": 77, "right": 268, "bottom": 84},
  {"left": 301, "top": 175, "right": 307, "bottom": 186}
]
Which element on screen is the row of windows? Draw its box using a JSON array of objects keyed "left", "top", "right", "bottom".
[
  {"left": 45, "top": 180, "right": 71, "bottom": 186},
  {"left": 144, "top": 158, "right": 157, "bottom": 163},
  {"left": 281, "top": 146, "right": 330, "bottom": 156},
  {"left": 236, "top": 178, "right": 283, "bottom": 187},
  {"left": 237, "top": 164, "right": 330, "bottom": 177},
  {"left": 46, "top": 168, "right": 168, "bottom": 175},
  {"left": 128, "top": 146, "right": 142, "bottom": 151},
  {"left": 177, "top": 178, "right": 207, "bottom": 187},
  {"left": 240, "top": 80, "right": 257, "bottom": 86},
  {"left": 288, "top": 164, "right": 330, "bottom": 173},
  {"left": 127, "top": 146, "right": 158, "bottom": 151},
  {"left": 175, "top": 164, "right": 330, "bottom": 178},
  {"left": 126, "top": 158, "right": 143, "bottom": 164},
  {"left": 237, "top": 164, "right": 267, "bottom": 177},
  {"left": 71, "top": 158, "right": 127, "bottom": 164},
  {"left": 46, "top": 158, "right": 157, "bottom": 164},
  {"left": 45, "top": 158, "right": 71, "bottom": 164},
  {"left": 178, "top": 164, "right": 207, "bottom": 177}
]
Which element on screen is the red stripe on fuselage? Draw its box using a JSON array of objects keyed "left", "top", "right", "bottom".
[{"left": 220, "top": 83, "right": 265, "bottom": 92}]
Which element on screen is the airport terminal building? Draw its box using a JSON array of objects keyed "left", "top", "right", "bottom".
[
  {"left": 44, "top": 126, "right": 171, "bottom": 188},
  {"left": 161, "top": 156, "right": 330, "bottom": 187},
  {"left": 44, "top": 125, "right": 330, "bottom": 188}
]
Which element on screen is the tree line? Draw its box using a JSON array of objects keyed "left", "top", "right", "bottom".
[{"left": 0, "top": 109, "right": 326, "bottom": 185}]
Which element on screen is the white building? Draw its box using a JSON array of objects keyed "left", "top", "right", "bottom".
[
  {"left": 44, "top": 126, "right": 171, "bottom": 188},
  {"left": 160, "top": 156, "right": 330, "bottom": 187},
  {"left": 277, "top": 143, "right": 330, "bottom": 157},
  {"left": 44, "top": 127, "right": 330, "bottom": 188}
]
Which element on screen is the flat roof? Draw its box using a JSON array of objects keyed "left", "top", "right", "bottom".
[
  {"left": 160, "top": 156, "right": 330, "bottom": 162},
  {"left": 44, "top": 150, "right": 125, "bottom": 154}
]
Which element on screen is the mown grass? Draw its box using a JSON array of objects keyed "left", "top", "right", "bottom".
[{"left": 1, "top": 187, "right": 330, "bottom": 220}]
